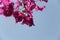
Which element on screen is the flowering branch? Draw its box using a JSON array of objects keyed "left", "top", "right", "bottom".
[{"left": 0, "top": 0, "right": 48, "bottom": 27}]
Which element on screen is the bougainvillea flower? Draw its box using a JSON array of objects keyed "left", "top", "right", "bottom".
[
  {"left": 16, "top": 0, "right": 22, "bottom": 8},
  {"left": 40, "top": 0, "right": 48, "bottom": 3},
  {"left": 3, "top": 2, "right": 14, "bottom": 17},
  {"left": 35, "top": 6, "right": 46, "bottom": 11},
  {"left": 0, "top": 0, "right": 48, "bottom": 27},
  {"left": 42, "top": 0, "right": 48, "bottom": 3},
  {"left": 21, "top": 14, "right": 35, "bottom": 26},
  {"left": 13, "top": 10, "right": 25, "bottom": 23}
]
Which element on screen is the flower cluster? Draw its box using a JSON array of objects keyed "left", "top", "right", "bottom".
[{"left": 0, "top": 0, "right": 48, "bottom": 27}]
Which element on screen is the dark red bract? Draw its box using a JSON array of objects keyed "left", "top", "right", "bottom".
[
  {"left": 3, "top": 2, "right": 14, "bottom": 17},
  {"left": 13, "top": 11, "right": 24, "bottom": 23},
  {"left": 22, "top": 14, "right": 35, "bottom": 26}
]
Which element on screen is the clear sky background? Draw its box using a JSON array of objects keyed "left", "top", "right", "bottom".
[{"left": 0, "top": 0, "right": 60, "bottom": 40}]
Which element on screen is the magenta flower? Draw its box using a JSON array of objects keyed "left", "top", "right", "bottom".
[
  {"left": 40, "top": 0, "right": 48, "bottom": 3},
  {"left": 22, "top": 14, "right": 35, "bottom": 26},
  {"left": 13, "top": 10, "right": 25, "bottom": 23},
  {"left": 3, "top": 2, "right": 14, "bottom": 17},
  {"left": 0, "top": 0, "right": 48, "bottom": 27}
]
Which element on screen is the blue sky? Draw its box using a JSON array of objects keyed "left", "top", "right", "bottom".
[{"left": 0, "top": 0, "right": 60, "bottom": 40}]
